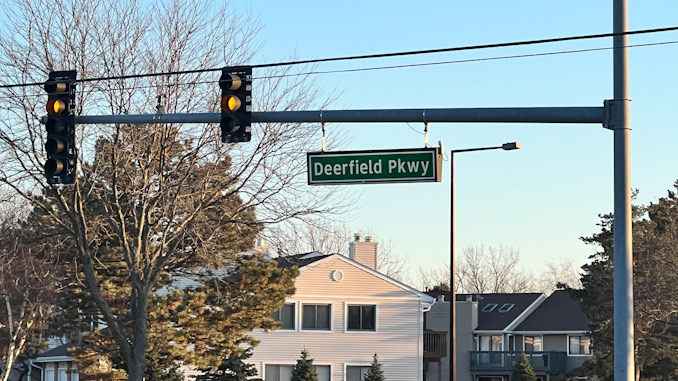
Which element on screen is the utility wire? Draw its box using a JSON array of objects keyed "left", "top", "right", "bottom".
[
  {"left": 255, "top": 26, "right": 678, "bottom": 68},
  {"left": 1, "top": 39, "right": 677, "bottom": 102},
  {"left": 258, "top": 40, "right": 678, "bottom": 79},
  {"left": 1, "top": 25, "right": 678, "bottom": 90}
]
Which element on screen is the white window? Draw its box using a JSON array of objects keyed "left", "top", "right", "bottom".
[
  {"left": 45, "top": 365, "right": 55, "bottom": 381},
  {"left": 265, "top": 364, "right": 293, "bottom": 381},
  {"left": 302, "top": 304, "right": 331, "bottom": 330},
  {"left": 478, "top": 335, "right": 503, "bottom": 351},
  {"left": 266, "top": 364, "right": 330, "bottom": 381},
  {"left": 58, "top": 364, "right": 68, "bottom": 381},
  {"left": 346, "top": 365, "right": 370, "bottom": 381},
  {"left": 316, "top": 365, "right": 330, "bottom": 381},
  {"left": 524, "top": 335, "right": 543, "bottom": 352},
  {"left": 347, "top": 305, "right": 376, "bottom": 331},
  {"left": 569, "top": 335, "right": 592, "bottom": 355},
  {"left": 476, "top": 335, "right": 503, "bottom": 366},
  {"left": 272, "top": 303, "right": 295, "bottom": 330}
]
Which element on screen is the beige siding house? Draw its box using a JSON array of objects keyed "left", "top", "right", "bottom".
[{"left": 248, "top": 246, "right": 435, "bottom": 381}]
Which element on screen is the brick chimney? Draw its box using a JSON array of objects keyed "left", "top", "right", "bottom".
[{"left": 349, "top": 233, "right": 379, "bottom": 271}]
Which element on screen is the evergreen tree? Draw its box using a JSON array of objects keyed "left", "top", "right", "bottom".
[
  {"left": 290, "top": 349, "right": 318, "bottom": 381},
  {"left": 47, "top": 250, "right": 297, "bottom": 380},
  {"left": 364, "top": 353, "right": 385, "bottom": 381},
  {"left": 511, "top": 353, "right": 537, "bottom": 381},
  {"left": 575, "top": 183, "right": 678, "bottom": 380},
  {"left": 197, "top": 347, "right": 262, "bottom": 381}
]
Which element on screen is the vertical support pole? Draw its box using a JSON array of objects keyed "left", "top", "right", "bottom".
[
  {"left": 449, "top": 152, "right": 456, "bottom": 381},
  {"left": 613, "top": 0, "right": 634, "bottom": 380}
]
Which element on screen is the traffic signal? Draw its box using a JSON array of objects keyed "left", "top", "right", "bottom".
[
  {"left": 44, "top": 70, "right": 77, "bottom": 184},
  {"left": 219, "top": 66, "right": 252, "bottom": 143}
]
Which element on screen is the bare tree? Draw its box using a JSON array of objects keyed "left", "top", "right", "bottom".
[
  {"left": 418, "top": 245, "right": 537, "bottom": 293},
  {"left": 264, "top": 223, "right": 410, "bottom": 281},
  {"left": 0, "top": 206, "right": 60, "bottom": 381},
  {"left": 418, "top": 264, "right": 451, "bottom": 292},
  {"left": 538, "top": 258, "right": 583, "bottom": 293},
  {"left": 263, "top": 220, "right": 353, "bottom": 256},
  {"left": 418, "top": 246, "right": 585, "bottom": 294},
  {"left": 0, "top": 1, "right": 348, "bottom": 380},
  {"left": 374, "top": 235, "right": 410, "bottom": 282},
  {"left": 458, "top": 245, "right": 534, "bottom": 294}
]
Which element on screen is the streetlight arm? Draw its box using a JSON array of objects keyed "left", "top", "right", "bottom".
[{"left": 450, "top": 142, "right": 521, "bottom": 154}]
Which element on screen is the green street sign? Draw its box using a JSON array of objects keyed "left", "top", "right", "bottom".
[{"left": 307, "top": 147, "right": 443, "bottom": 185}]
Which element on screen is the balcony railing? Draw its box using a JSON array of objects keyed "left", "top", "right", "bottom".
[
  {"left": 424, "top": 330, "right": 447, "bottom": 359},
  {"left": 469, "top": 351, "right": 567, "bottom": 372}
]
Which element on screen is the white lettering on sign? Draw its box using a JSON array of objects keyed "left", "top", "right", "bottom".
[
  {"left": 313, "top": 159, "right": 386, "bottom": 177},
  {"left": 387, "top": 159, "right": 430, "bottom": 176},
  {"left": 308, "top": 149, "right": 440, "bottom": 184}
]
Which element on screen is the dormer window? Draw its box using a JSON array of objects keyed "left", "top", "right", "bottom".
[
  {"left": 498, "top": 303, "right": 515, "bottom": 313},
  {"left": 481, "top": 303, "right": 498, "bottom": 312}
]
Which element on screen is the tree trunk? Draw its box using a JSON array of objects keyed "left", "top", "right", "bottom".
[{"left": 126, "top": 283, "right": 150, "bottom": 381}]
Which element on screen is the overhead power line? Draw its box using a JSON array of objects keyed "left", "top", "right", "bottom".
[
  {"left": 1, "top": 25, "right": 678, "bottom": 90},
  {"left": 257, "top": 40, "right": 678, "bottom": 80},
  {"left": 255, "top": 25, "right": 678, "bottom": 68}
]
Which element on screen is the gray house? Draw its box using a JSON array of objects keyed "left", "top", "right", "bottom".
[{"left": 424, "top": 290, "right": 591, "bottom": 381}]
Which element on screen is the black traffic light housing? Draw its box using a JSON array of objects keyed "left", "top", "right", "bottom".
[
  {"left": 219, "top": 66, "right": 252, "bottom": 143},
  {"left": 44, "top": 70, "right": 77, "bottom": 184}
]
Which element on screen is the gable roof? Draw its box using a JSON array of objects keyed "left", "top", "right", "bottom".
[
  {"left": 474, "top": 293, "right": 544, "bottom": 331},
  {"left": 273, "top": 251, "right": 332, "bottom": 269},
  {"left": 513, "top": 289, "right": 589, "bottom": 332},
  {"left": 424, "top": 291, "right": 546, "bottom": 331},
  {"left": 275, "top": 252, "right": 435, "bottom": 305},
  {"left": 33, "top": 342, "right": 76, "bottom": 363}
]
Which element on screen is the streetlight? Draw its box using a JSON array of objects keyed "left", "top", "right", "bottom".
[{"left": 449, "top": 142, "right": 521, "bottom": 381}]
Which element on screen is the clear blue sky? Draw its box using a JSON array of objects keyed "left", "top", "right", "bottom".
[{"left": 233, "top": 1, "right": 678, "bottom": 279}]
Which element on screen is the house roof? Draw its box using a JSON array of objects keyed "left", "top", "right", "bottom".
[
  {"left": 513, "top": 289, "right": 589, "bottom": 332},
  {"left": 273, "top": 251, "right": 332, "bottom": 269},
  {"left": 277, "top": 252, "right": 435, "bottom": 305},
  {"left": 474, "top": 293, "right": 544, "bottom": 331},
  {"left": 425, "top": 290, "right": 483, "bottom": 302},
  {"left": 33, "top": 342, "right": 76, "bottom": 363},
  {"left": 37, "top": 343, "right": 74, "bottom": 358},
  {"left": 425, "top": 291, "right": 545, "bottom": 331}
]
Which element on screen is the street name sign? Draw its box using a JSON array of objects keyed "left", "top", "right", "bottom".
[{"left": 307, "top": 147, "right": 443, "bottom": 185}]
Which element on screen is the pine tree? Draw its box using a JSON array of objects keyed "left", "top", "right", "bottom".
[
  {"left": 364, "top": 353, "right": 385, "bottom": 381},
  {"left": 290, "top": 349, "right": 318, "bottom": 381},
  {"left": 196, "top": 348, "right": 262, "bottom": 381},
  {"left": 576, "top": 183, "right": 678, "bottom": 379},
  {"left": 512, "top": 353, "right": 537, "bottom": 381}
]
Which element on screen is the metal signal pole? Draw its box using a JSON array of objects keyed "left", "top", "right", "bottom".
[{"left": 612, "top": 0, "right": 634, "bottom": 380}]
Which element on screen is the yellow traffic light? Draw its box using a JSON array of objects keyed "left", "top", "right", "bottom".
[
  {"left": 44, "top": 70, "right": 77, "bottom": 184},
  {"left": 221, "top": 95, "right": 242, "bottom": 113},
  {"left": 47, "top": 98, "right": 66, "bottom": 115},
  {"left": 219, "top": 67, "right": 252, "bottom": 143}
]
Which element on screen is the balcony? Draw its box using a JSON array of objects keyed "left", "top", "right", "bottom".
[
  {"left": 469, "top": 351, "right": 567, "bottom": 373},
  {"left": 424, "top": 330, "right": 447, "bottom": 360}
]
